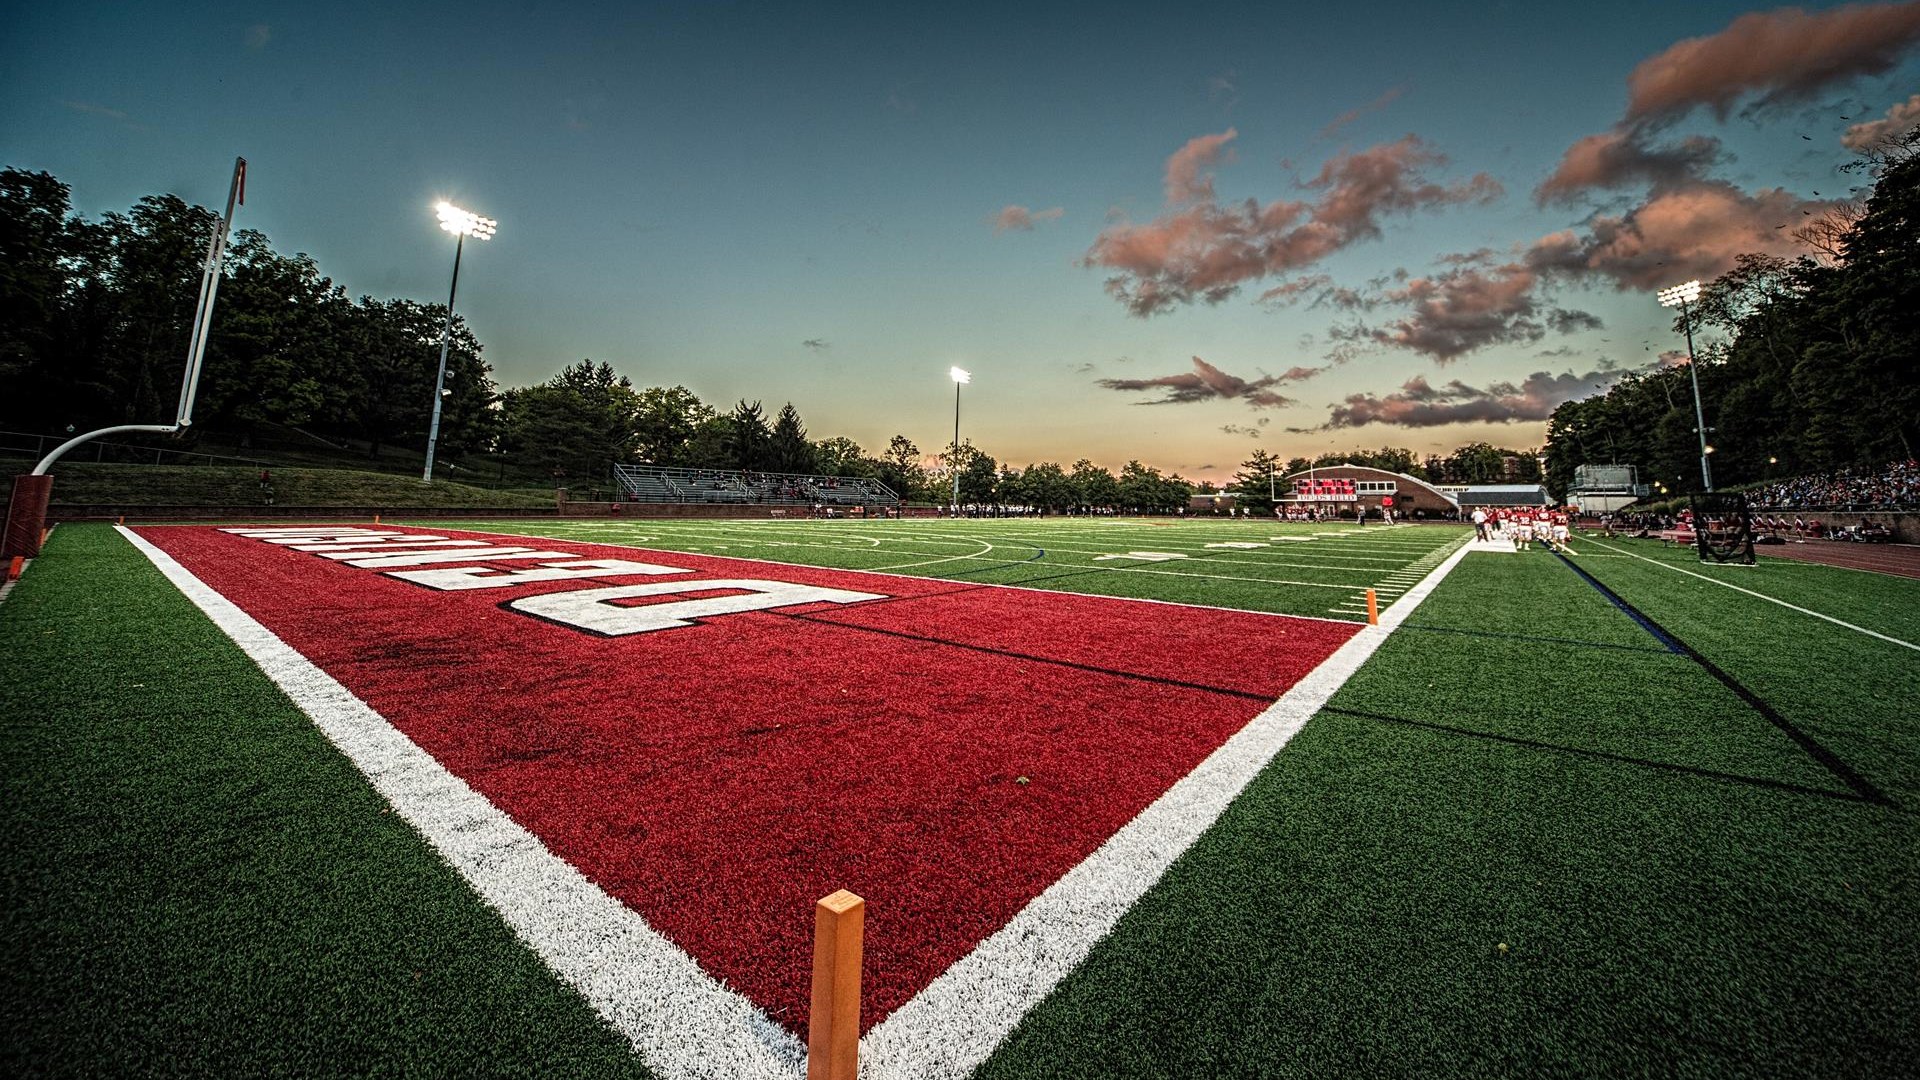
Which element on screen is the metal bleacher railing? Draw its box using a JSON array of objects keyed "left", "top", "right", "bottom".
[{"left": 612, "top": 464, "right": 900, "bottom": 507}]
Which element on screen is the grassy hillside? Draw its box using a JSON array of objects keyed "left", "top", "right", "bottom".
[{"left": 0, "top": 463, "right": 555, "bottom": 510}]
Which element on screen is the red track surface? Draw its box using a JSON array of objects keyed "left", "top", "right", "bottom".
[
  {"left": 1761, "top": 539, "right": 1920, "bottom": 579},
  {"left": 140, "top": 525, "right": 1356, "bottom": 1033}
]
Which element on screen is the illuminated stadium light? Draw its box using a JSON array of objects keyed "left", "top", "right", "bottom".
[
  {"left": 423, "top": 200, "right": 499, "bottom": 483},
  {"left": 1656, "top": 280, "right": 1702, "bottom": 307},
  {"left": 1656, "top": 279, "right": 1713, "bottom": 493},
  {"left": 949, "top": 368, "right": 971, "bottom": 506},
  {"left": 436, "top": 201, "right": 497, "bottom": 239}
]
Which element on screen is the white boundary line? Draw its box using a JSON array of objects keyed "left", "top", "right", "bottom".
[
  {"left": 1583, "top": 537, "right": 1917, "bottom": 652},
  {"left": 116, "top": 527, "right": 807, "bottom": 1080},
  {"left": 119, "top": 523, "right": 1473, "bottom": 1079},
  {"left": 859, "top": 537, "right": 1477, "bottom": 1078}
]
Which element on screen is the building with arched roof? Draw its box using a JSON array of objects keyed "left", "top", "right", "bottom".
[{"left": 1278, "top": 464, "right": 1459, "bottom": 519}]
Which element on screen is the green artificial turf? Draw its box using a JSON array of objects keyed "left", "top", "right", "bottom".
[
  {"left": 976, "top": 549, "right": 1918, "bottom": 1079},
  {"left": 4, "top": 522, "right": 1913, "bottom": 1078},
  {"left": 0, "top": 526, "right": 655, "bottom": 1078},
  {"left": 433, "top": 517, "right": 1471, "bottom": 622}
]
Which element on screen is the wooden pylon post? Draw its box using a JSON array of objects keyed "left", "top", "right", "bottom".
[{"left": 807, "top": 889, "right": 865, "bottom": 1080}]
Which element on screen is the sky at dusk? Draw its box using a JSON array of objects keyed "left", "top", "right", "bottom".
[{"left": 5, "top": 1, "right": 1918, "bottom": 483}]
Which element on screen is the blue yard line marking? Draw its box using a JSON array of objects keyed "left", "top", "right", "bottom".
[
  {"left": 1551, "top": 550, "right": 1891, "bottom": 808},
  {"left": 1555, "top": 552, "right": 1684, "bottom": 654}
]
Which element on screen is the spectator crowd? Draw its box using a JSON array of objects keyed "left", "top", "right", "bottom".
[{"left": 1748, "top": 460, "right": 1919, "bottom": 510}]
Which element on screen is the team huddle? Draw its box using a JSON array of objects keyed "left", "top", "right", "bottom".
[{"left": 1471, "top": 507, "right": 1572, "bottom": 552}]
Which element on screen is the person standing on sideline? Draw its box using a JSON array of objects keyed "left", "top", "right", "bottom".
[{"left": 1471, "top": 506, "right": 1488, "bottom": 541}]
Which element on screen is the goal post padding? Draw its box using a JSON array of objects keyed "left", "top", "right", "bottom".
[{"left": 3, "top": 474, "right": 52, "bottom": 559}]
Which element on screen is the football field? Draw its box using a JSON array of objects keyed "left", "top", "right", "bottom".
[{"left": 3, "top": 518, "right": 1914, "bottom": 1078}]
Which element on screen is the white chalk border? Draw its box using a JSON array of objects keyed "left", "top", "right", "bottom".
[{"left": 119, "top": 524, "right": 1472, "bottom": 1079}]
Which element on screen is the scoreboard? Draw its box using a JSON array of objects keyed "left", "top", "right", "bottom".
[{"left": 1294, "top": 477, "right": 1357, "bottom": 502}]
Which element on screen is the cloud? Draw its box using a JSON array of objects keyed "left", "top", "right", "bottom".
[
  {"left": 990, "top": 204, "right": 1064, "bottom": 233},
  {"left": 1842, "top": 92, "right": 1920, "bottom": 148},
  {"left": 1097, "top": 356, "right": 1310, "bottom": 408},
  {"left": 1362, "top": 259, "right": 1602, "bottom": 362},
  {"left": 1528, "top": 180, "right": 1845, "bottom": 290},
  {"left": 1313, "top": 368, "right": 1634, "bottom": 429},
  {"left": 1220, "top": 420, "right": 1271, "bottom": 438},
  {"left": 1321, "top": 86, "right": 1404, "bottom": 140},
  {"left": 1625, "top": 2, "right": 1920, "bottom": 124},
  {"left": 802, "top": 338, "right": 829, "bottom": 351},
  {"left": 1085, "top": 134, "right": 1501, "bottom": 315},
  {"left": 1536, "top": 129, "right": 1724, "bottom": 203},
  {"left": 1542, "top": 4, "right": 1920, "bottom": 201},
  {"left": 62, "top": 101, "right": 128, "bottom": 120},
  {"left": 1208, "top": 70, "right": 1239, "bottom": 110},
  {"left": 1260, "top": 273, "right": 1380, "bottom": 311},
  {"left": 1164, "top": 129, "right": 1238, "bottom": 203},
  {"left": 245, "top": 24, "right": 271, "bottom": 50}
]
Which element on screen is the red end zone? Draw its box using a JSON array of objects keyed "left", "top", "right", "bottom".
[{"left": 137, "top": 524, "right": 1358, "bottom": 1033}]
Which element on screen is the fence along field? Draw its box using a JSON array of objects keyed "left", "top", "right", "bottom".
[{"left": 1, "top": 517, "right": 1914, "bottom": 1078}]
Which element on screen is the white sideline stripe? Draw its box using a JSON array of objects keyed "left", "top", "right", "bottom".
[
  {"left": 115, "top": 527, "right": 806, "bottom": 1080},
  {"left": 859, "top": 537, "right": 1476, "bottom": 1079},
  {"left": 1584, "top": 537, "right": 1918, "bottom": 652}
]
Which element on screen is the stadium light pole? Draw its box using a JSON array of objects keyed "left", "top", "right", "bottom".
[
  {"left": 949, "top": 367, "right": 970, "bottom": 507},
  {"left": 1657, "top": 279, "right": 1712, "bottom": 492},
  {"left": 422, "top": 201, "right": 497, "bottom": 484}
]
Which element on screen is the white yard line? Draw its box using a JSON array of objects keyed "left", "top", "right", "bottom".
[{"left": 1583, "top": 537, "right": 1918, "bottom": 652}]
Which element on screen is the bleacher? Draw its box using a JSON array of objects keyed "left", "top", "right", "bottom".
[{"left": 613, "top": 464, "right": 900, "bottom": 508}]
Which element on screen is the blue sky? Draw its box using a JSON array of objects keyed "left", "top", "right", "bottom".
[{"left": 5, "top": 1, "right": 1916, "bottom": 481}]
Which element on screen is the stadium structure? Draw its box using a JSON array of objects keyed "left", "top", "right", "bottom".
[
  {"left": 1566, "top": 464, "right": 1650, "bottom": 514},
  {"left": 1277, "top": 464, "right": 1459, "bottom": 518},
  {"left": 612, "top": 464, "right": 900, "bottom": 509}
]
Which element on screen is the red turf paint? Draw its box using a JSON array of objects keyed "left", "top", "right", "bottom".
[{"left": 138, "top": 525, "right": 1357, "bottom": 1033}]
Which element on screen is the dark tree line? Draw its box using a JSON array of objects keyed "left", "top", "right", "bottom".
[
  {"left": 0, "top": 171, "right": 494, "bottom": 462},
  {"left": 1543, "top": 136, "right": 1918, "bottom": 498},
  {"left": 0, "top": 168, "right": 1197, "bottom": 506}
]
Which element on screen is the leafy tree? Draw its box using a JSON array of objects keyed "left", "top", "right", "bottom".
[
  {"left": 1117, "top": 460, "right": 1164, "bottom": 511},
  {"left": 345, "top": 297, "right": 493, "bottom": 460},
  {"left": 873, "top": 435, "right": 926, "bottom": 500},
  {"left": 996, "top": 464, "right": 1027, "bottom": 507},
  {"left": 813, "top": 436, "right": 866, "bottom": 476},
  {"left": 1070, "top": 458, "right": 1120, "bottom": 509},
  {"left": 680, "top": 415, "right": 737, "bottom": 468},
  {"left": 497, "top": 360, "right": 639, "bottom": 484},
  {"left": 1021, "top": 461, "right": 1071, "bottom": 512},
  {"left": 632, "top": 385, "right": 712, "bottom": 465},
  {"left": 0, "top": 169, "right": 76, "bottom": 420},
  {"left": 947, "top": 442, "right": 997, "bottom": 503},
  {"left": 203, "top": 233, "right": 355, "bottom": 430}
]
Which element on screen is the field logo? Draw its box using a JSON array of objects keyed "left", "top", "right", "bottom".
[
  {"left": 126, "top": 523, "right": 1468, "bottom": 1080},
  {"left": 219, "top": 527, "right": 886, "bottom": 636}
]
